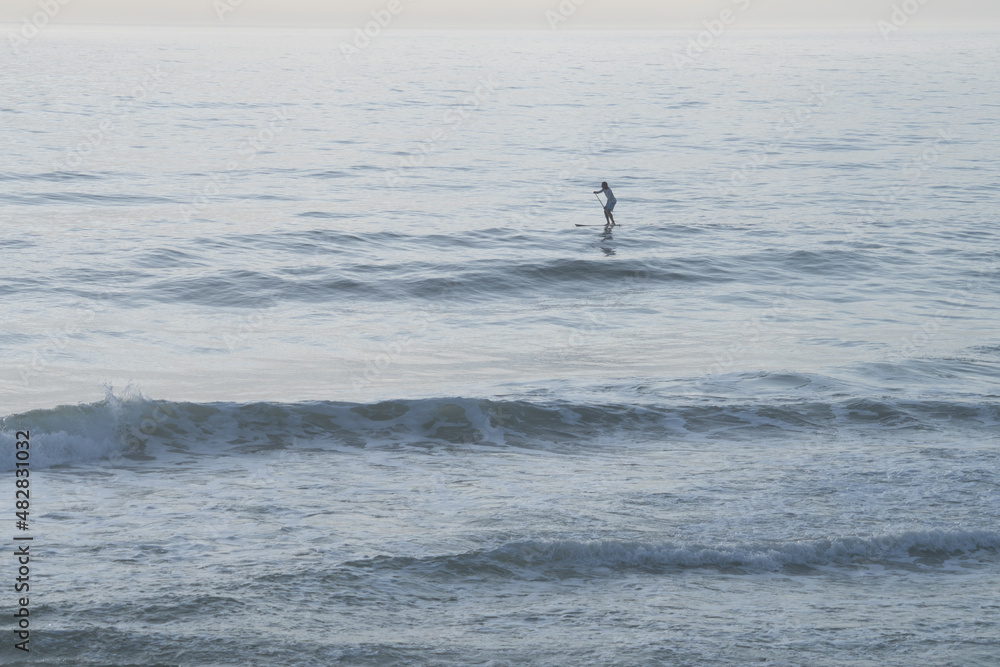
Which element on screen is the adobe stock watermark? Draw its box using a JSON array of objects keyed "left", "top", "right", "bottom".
[
  {"left": 350, "top": 281, "right": 460, "bottom": 395},
  {"left": 674, "top": 0, "right": 753, "bottom": 70},
  {"left": 510, "top": 119, "right": 622, "bottom": 231},
  {"left": 11, "top": 289, "right": 117, "bottom": 389},
  {"left": 545, "top": 0, "right": 588, "bottom": 30},
  {"left": 550, "top": 269, "right": 651, "bottom": 365},
  {"left": 883, "top": 252, "right": 999, "bottom": 361},
  {"left": 717, "top": 84, "right": 832, "bottom": 197},
  {"left": 7, "top": 0, "right": 73, "bottom": 55},
  {"left": 340, "top": 0, "right": 411, "bottom": 62},
  {"left": 853, "top": 127, "right": 956, "bottom": 235},
  {"left": 122, "top": 401, "right": 179, "bottom": 454},
  {"left": 53, "top": 65, "right": 168, "bottom": 172},
  {"left": 214, "top": 0, "right": 246, "bottom": 22},
  {"left": 384, "top": 75, "right": 498, "bottom": 188},
  {"left": 179, "top": 108, "right": 291, "bottom": 223},
  {"left": 221, "top": 307, "right": 275, "bottom": 353},
  {"left": 877, "top": 0, "right": 932, "bottom": 38},
  {"left": 701, "top": 288, "right": 797, "bottom": 377}
]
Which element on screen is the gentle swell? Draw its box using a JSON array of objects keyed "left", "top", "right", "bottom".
[
  {"left": 344, "top": 530, "right": 1000, "bottom": 577},
  {"left": 1, "top": 384, "right": 998, "bottom": 469}
]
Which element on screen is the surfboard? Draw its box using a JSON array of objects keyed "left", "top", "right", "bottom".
[{"left": 575, "top": 224, "right": 620, "bottom": 227}]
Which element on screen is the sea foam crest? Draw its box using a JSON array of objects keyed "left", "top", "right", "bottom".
[
  {"left": 342, "top": 530, "right": 1000, "bottom": 579},
  {"left": 344, "top": 530, "right": 1000, "bottom": 578},
  {"left": 0, "top": 385, "right": 153, "bottom": 471},
  {"left": 483, "top": 530, "right": 1000, "bottom": 573},
  {"left": 3, "top": 385, "right": 999, "bottom": 469}
]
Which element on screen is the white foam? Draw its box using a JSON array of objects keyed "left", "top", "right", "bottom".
[{"left": 0, "top": 385, "right": 152, "bottom": 471}]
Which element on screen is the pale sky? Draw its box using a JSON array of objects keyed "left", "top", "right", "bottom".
[{"left": 1, "top": 0, "right": 998, "bottom": 28}]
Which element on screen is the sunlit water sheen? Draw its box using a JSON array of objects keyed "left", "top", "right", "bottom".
[{"left": 1, "top": 27, "right": 999, "bottom": 666}]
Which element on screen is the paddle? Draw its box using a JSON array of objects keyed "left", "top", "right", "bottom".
[{"left": 589, "top": 192, "right": 618, "bottom": 228}]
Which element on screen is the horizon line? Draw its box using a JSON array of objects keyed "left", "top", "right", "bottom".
[{"left": 3, "top": 21, "right": 999, "bottom": 30}]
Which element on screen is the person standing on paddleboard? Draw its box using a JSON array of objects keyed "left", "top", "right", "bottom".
[{"left": 594, "top": 182, "right": 616, "bottom": 227}]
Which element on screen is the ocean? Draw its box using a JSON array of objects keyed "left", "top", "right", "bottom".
[{"left": 1, "top": 25, "right": 999, "bottom": 666}]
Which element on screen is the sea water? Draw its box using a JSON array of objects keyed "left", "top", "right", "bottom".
[{"left": 1, "top": 26, "right": 999, "bottom": 666}]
